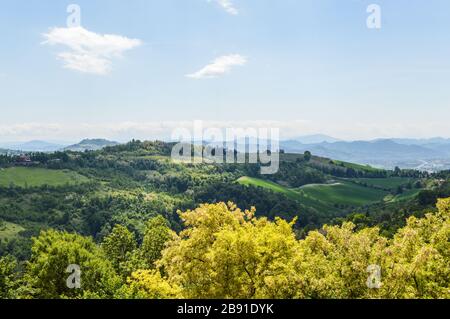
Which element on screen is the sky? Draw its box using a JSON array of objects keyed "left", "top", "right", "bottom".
[{"left": 1, "top": 0, "right": 450, "bottom": 142}]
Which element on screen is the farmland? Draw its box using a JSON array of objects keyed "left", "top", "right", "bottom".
[
  {"left": 0, "top": 167, "right": 89, "bottom": 187},
  {"left": 237, "top": 176, "right": 417, "bottom": 213}
]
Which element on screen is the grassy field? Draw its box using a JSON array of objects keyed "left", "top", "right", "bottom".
[
  {"left": 238, "top": 176, "right": 391, "bottom": 212},
  {"left": 0, "top": 167, "right": 89, "bottom": 187},
  {"left": 237, "top": 177, "right": 301, "bottom": 199},
  {"left": 0, "top": 221, "right": 25, "bottom": 241},
  {"left": 299, "top": 181, "right": 387, "bottom": 206}
]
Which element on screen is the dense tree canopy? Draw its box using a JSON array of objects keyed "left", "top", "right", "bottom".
[{"left": 2, "top": 199, "right": 447, "bottom": 299}]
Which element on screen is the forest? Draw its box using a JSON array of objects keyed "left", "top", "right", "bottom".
[{"left": 0, "top": 140, "right": 449, "bottom": 299}]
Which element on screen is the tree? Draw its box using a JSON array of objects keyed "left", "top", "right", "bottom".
[
  {"left": 141, "top": 216, "right": 173, "bottom": 269},
  {"left": 292, "top": 222, "right": 388, "bottom": 298},
  {"left": 304, "top": 151, "right": 312, "bottom": 162},
  {"left": 159, "top": 202, "right": 301, "bottom": 298},
  {"left": 23, "top": 230, "right": 121, "bottom": 299},
  {"left": 418, "top": 190, "right": 437, "bottom": 206},
  {"left": 102, "top": 224, "right": 137, "bottom": 276},
  {"left": 378, "top": 198, "right": 450, "bottom": 298}
]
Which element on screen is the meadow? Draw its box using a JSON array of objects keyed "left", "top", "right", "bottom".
[
  {"left": 0, "top": 167, "right": 89, "bottom": 187},
  {"left": 237, "top": 176, "right": 415, "bottom": 213}
]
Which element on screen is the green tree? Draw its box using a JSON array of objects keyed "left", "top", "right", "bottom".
[
  {"left": 141, "top": 215, "right": 173, "bottom": 269},
  {"left": 23, "top": 230, "right": 121, "bottom": 299},
  {"left": 379, "top": 198, "right": 450, "bottom": 298},
  {"left": 102, "top": 224, "right": 137, "bottom": 275},
  {"left": 292, "top": 222, "right": 387, "bottom": 298},
  {"left": 304, "top": 151, "right": 312, "bottom": 162},
  {"left": 159, "top": 202, "right": 301, "bottom": 298}
]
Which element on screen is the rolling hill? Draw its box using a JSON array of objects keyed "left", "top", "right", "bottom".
[{"left": 237, "top": 175, "right": 416, "bottom": 214}]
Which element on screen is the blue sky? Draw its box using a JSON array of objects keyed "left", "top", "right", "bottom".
[{"left": 1, "top": 0, "right": 450, "bottom": 142}]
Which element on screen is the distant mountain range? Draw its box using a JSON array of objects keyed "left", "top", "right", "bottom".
[
  {"left": 289, "top": 134, "right": 341, "bottom": 144},
  {"left": 389, "top": 137, "right": 450, "bottom": 146},
  {"left": 280, "top": 137, "right": 450, "bottom": 171}
]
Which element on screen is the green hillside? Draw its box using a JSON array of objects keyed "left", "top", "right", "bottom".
[
  {"left": 0, "top": 167, "right": 89, "bottom": 187},
  {"left": 237, "top": 176, "right": 301, "bottom": 200},
  {"left": 299, "top": 180, "right": 387, "bottom": 206},
  {"left": 0, "top": 221, "right": 25, "bottom": 241},
  {"left": 238, "top": 176, "right": 391, "bottom": 212}
]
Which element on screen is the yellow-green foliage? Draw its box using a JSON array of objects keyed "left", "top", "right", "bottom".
[
  {"left": 0, "top": 256, "right": 19, "bottom": 299},
  {"left": 159, "top": 202, "right": 300, "bottom": 298},
  {"left": 379, "top": 198, "right": 450, "bottom": 298},
  {"left": 117, "top": 270, "right": 181, "bottom": 299},
  {"left": 154, "top": 200, "right": 449, "bottom": 299}
]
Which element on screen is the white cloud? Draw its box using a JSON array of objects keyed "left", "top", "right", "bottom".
[
  {"left": 186, "top": 54, "right": 247, "bottom": 79},
  {"left": 42, "top": 27, "right": 142, "bottom": 75},
  {"left": 211, "top": 0, "right": 239, "bottom": 15}
]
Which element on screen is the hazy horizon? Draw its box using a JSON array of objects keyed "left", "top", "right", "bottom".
[{"left": 2, "top": 132, "right": 450, "bottom": 146}]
